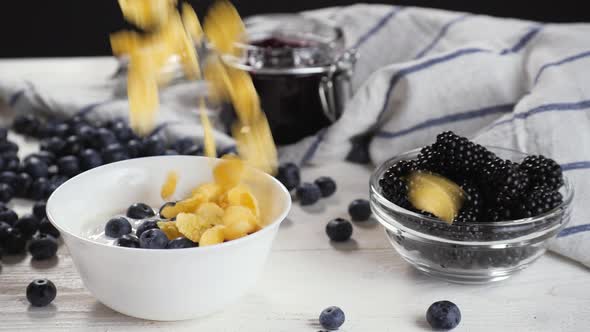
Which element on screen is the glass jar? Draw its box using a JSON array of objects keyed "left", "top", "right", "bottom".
[{"left": 222, "top": 14, "right": 356, "bottom": 145}]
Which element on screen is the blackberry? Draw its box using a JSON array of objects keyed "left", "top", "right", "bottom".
[
  {"left": 384, "top": 160, "right": 418, "bottom": 178},
  {"left": 421, "top": 131, "right": 496, "bottom": 178},
  {"left": 454, "top": 209, "right": 479, "bottom": 223},
  {"left": 379, "top": 174, "right": 409, "bottom": 208},
  {"left": 458, "top": 180, "right": 482, "bottom": 216},
  {"left": 484, "top": 204, "right": 513, "bottom": 222},
  {"left": 512, "top": 186, "right": 563, "bottom": 218},
  {"left": 484, "top": 159, "right": 529, "bottom": 205},
  {"left": 416, "top": 145, "right": 444, "bottom": 174},
  {"left": 520, "top": 155, "right": 563, "bottom": 190}
]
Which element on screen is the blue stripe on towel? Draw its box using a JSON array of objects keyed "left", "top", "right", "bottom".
[
  {"left": 490, "top": 99, "right": 590, "bottom": 129},
  {"left": 300, "top": 127, "right": 328, "bottom": 166},
  {"left": 561, "top": 161, "right": 590, "bottom": 172},
  {"left": 378, "top": 47, "right": 492, "bottom": 120},
  {"left": 414, "top": 14, "right": 472, "bottom": 59},
  {"left": 500, "top": 25, "right": 543, "bottom": 55},
  {"left": 375, "top": 103, "right": 514, "bottom": 139},
  {"left": 557, "top": 224, "right": 590, "bottom": 238},
  {"left": 534, "top": 50, "right": 590, "bottom": 84},
  {"left": 352, "top": 7, "right": 405, "bottom": 49},
  {"left": 8, "top": 89, "right": 26, "bottom": 107}
]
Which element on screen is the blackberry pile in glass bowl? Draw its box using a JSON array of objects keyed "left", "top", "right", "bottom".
[{"left": 370, "top": 132, "right": 573, "bottom": 283}]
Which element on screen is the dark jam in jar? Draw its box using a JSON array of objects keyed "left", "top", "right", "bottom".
[{"left": 248, "top": 37, "right": 331, "bottom": 145}]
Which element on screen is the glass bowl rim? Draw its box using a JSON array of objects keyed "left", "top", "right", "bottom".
[{"left": 370, "top": 145, "right": 575, "bottom": 228}]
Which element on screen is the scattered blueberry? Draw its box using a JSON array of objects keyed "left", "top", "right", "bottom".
[
  {"left": 14, "top": 172, "right": 33, "bottom": 197},
  {"left": 12, "top": 114, "right": 39, "bottom": 136},
  {"left": 173, "top": 137, "right": 197, "bottom": 155},
  {"left": 104, "top": 216, "right": 132, "bottom": 238},
  {"left": 74, "top": 125, "right": 96, "bottom": 143},
  {"left": 79, "top": 149, "right": 103, "bottom": 170},
  {"left": 57, "top": 155, "right": 80, "bottom": 177},
  {"left": 159, "top": 201, "right": 176, "bottom": 219},
  {"left": 112, "top": 121, "right": 134, "bottom": 142},
  {"left": 24, "top": 157, "right": 50, "bottom": 179},
  {"left": 165, "top": 149, "right": 179, "bottom": 155},
  {"left": 139, "top": 229, "right": 168, "bottom": 249},
  {"left": 426, "top": 301, "right": 461, "bottom": 330},
  {"left": 26, "top": 151, "right": 56, "bottom": 165},
  {"left": 0, "top": 140, "right": 19, "bottom": 154},
  {"left": 3, "top": 227, "right": 26, "bottom": 254},
  {"left": 348, "top": 199, "right": 371, "bottom": 222},
  {"left": 14, "top": 214, "right": 39, "bottom": 238},
  {"left": 319, "top": 306, "right": 345, "bottom": 330},
  {"left": 0, "top": 221, "right": 11, "bottom": 244},
  {"left": 136, "top": 220, "right": 159, "bottom": 238},
  {"left": 26, "top": 279, "right": 57, "bottom": 307},
  {"left": 40, "top": 137, "right": 67, "bottom": 156},
  {"left": 28, "top": 233, "right": 58, "bottom": 260},
  {"left": 0, "top": 206, "right": 18, "bottom": 225},
  {"left": 0, "top": 171, "right": 18, "bottom": 188},
  {"left": 314, "top": 176, "right": 337, "bottom": 198},
  {"left": 182, "top": 144, "right": 202, "bottom": 156},
  {"left": 276, "top": 163, "right": 300, "bottom": 191},
  {"left": 2, "top": 154, "right": 20, "bottom": 171},
  {"left": 127, "top": 202, "right": 155, "bottom": 219},
  {"left": 39, "top": 217, "right": 60, "bottom": 238},
  {"left": 142, "top": 135, "right": 166, "bottom": 156},
  {"left": 95, "top": 128, "right": 117, "bottom": 148},
  {"left": 53, "top": 122, "right": 70, "bottom": 138},
  {"left": 218, "top": 145, "right": 238, "bottom": 156},
  {"left": 325, "top": 218, "right": 353, "bottom": 242},
  {"left": 167, "top": 237, "right": 198, "bottom": 249},
  {"left": 295, "top": 183, "right": 321, "bottom": 206},
  {"left": 0, "top": 183, "right": 14, "bottom": 202},
  {"left": 116, "top": 234, "right": 140, "bottom": 248},
  {"left": 102, "top": 143, "right": 129, "bottom": 163},
  {"left": 63, "top": 135, "right": 83, "bottom": 155},
  {"left": 29, "top": 177, "right": 50, "bottom": 200},
  {"left": 126, "top": 139, "right": 143, "bottom": 158},
  {"left": 32, "top": 201, "right": 47, "bottom": 220},
  {"left": 0, "top": 127, "right": 7, "bottom": 141}
]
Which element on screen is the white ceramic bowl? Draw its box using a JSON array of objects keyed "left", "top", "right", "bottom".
[{"left": 46, "top": 156, "right": 291, "bottom": 321}]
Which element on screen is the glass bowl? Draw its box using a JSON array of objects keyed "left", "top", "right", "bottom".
[{"left": 370, "top": 147, "right": 574, "bottom": 284}]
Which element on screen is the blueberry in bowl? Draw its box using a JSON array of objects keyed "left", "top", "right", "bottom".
[{"left": 370, "top": 132, "right": 574, "bottom": 284}]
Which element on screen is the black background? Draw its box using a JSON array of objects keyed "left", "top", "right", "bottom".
[{"left": 0, "top": 1, "right": 587, "bottom": 58}]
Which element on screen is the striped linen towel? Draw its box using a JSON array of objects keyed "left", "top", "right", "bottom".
[{"left": 1, "top": 5, "right": 590, "bottom": 267}]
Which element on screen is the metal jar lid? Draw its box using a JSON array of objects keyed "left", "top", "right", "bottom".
[{"left": 222, "top": 14, "right": 354, "bottom": 75}]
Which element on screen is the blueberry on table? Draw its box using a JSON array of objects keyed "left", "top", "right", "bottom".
[
  {"left": 139, "top": 229, "right": 169, "bottom": 249},
  {"left": 0, "top": 221, "right": 11, "bottom": 244},
  {"left": 105, "top": 216, "right": 132, "bottom": 238},
  {"left": 28, "top": 233, "right": 58, "bottom": 260},
  {"left": 12, "top": 114, "right": 39, "bottom": 136},
  {"left": 0, "top": 183, "right": 15, "bottom": 203},
  {"left": 142, "top": 135, "right": 167, "bottom": 156},
  {"left": 319, "top": 306, "right": 345, "bottom": 330},
  {"left": 218, "top": 145, "right": 237, "bottom": 156},
  {"left": 314, "top": 176, "right": 337, "bottom": 198},
  {"left": 126, "top": 139, "right": 143, "bottom": 158},
  {"left": 14, "top": 214, "right": 39, "bottom": 238},
  {"left": 95, "top": 128, "right": 118, "bottom": 149},
  {"left": 102, "top": 143, "right": 130, "bottom": 163},
  {"left": 3, "top": 227, "right": 26, "bottom": 254},
  {"left": 296, "top": 183, "right": 322, "bottom": 206},
  {"left": 348, "top": 199, "right": 371, "bottom": 222},
  {"left": 165, "top": 149, "right": 179, "bottom": 155},
  {"left": 426, "top": 300, "right": 461, "bottom": 330},
  {"left": 40, "top": 137, "right": 67, "bottom": 156},
  {"left": 0, "top": 127, "right": 7, "bottom": 141},
  {"left": 167, "top": 237, "right": 198, "bottom": 249},
  {"left": 116, "top": 234, "right": 140, "bottom": 248},
  {"left": 26, "top": 151, "right": 56, "bottom": 165},
  {"left": 182, "top": 144, "right": 202, "bottom": 156},
  {"left": 75, "top": 125, "right": 96, "bottom": 143},
  {"left": 29, "top": 177, "right": 50, "bottom": 200},
  {"left": 276, "top": 163, "right": 300, "bottom": 191},
  {"left": 79, "top": 149, "right": 103, "bottom": 170},
  {"left": 0, "top": 140, "right": 19, "bottom": 154},
  {"left": 325, "top": 218, "right": 353, "bottom": 242},
  {"left": 112, "top": 121, "right": 135, "bottom": 142},
  {"left": 0, "top": 206, "right": 18, "bottom": 225},
  {"left": 26, "top": 279, "right": 57, "bottom": 307},
  {"left": 33, "top": 201, "right": 47, "bottom": 220},
  {"left": 39, "top": 217, "right": 60, "bottom": 238},
  {"left": 2, "top": 154, "right": 20, "bottom": 172},
  {"left": 24, "top": 157, "right": 50, "bottom": 179},
  {"left": 0, "top": 171, "right": 18, "bottom": 188},
  {"left": 63, "top": 135, "right": 83, "bottom": 156},
  {"left": 54, "top": 122, "right": 70, "bottom": 138},
  {"left": 173, "top": 137, "right": 197, "bottom": 155},
  {"left": 127, "top": 203, "right": 155, "bottom": 219},
  {"left": 136, "top": 220, "right": 159, "bottom": 238},
  {"left": 57, "top": 155, "right": 81, "bottom": 177}
]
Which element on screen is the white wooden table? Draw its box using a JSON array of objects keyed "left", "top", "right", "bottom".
[{"left": 1, "top": 58, "right": 590, "bottom": 331}]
